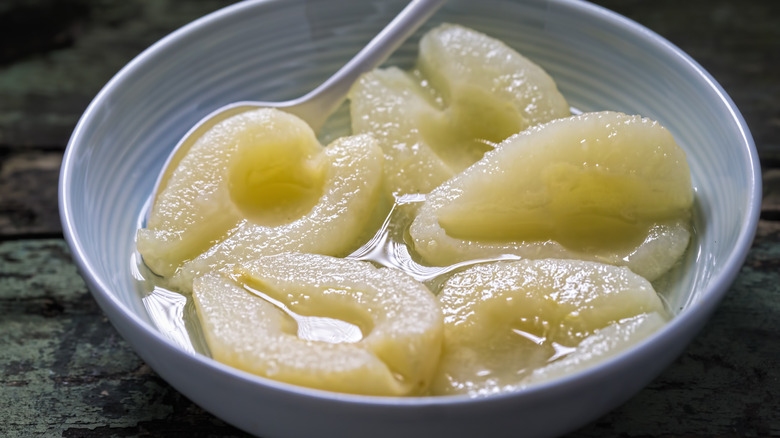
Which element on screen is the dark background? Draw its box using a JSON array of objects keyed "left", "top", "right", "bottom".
[{"left": 0, "top": 1, "right": 778, "bottom": 437}]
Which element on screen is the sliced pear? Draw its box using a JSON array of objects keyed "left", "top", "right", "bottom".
[
  {"left": 136, "top": 108, "right": 385, "bottom": 291},
  {"left": 522, "top": 312, "right": 667, "bottom": 387},
  {"left": 192, "top": 253, "right": 443, "bottom": 396},
  {"left": 430, "top": 259, "right": 667, "bottom": 396},
  {"left": 350, "top": 68, "right": 454, "bottom": 196},
  {"left": 410, "top": 111, "right": 693, "bottom": 281},
  {"left": 349, "top": 23, "right": 570, "bottom": 195}
]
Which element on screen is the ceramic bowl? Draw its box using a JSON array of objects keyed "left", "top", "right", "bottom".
[{"left": 59, "top": 0, "right": 761, "bottom": 437}]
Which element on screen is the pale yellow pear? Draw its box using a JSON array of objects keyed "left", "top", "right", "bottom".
[
  {"left": 430, "top": 259, "right": 667, "bottom": 396},
  {"left": 410, "top": 111, "right": 693, "bottom": 281},
  {"left": 522, "top": 312, "right": 667, "bottom": 387},
  {"left": 193, "top": 253, "right": 443, "bottom": 396},
  {"left": 349, "top": 23, "right": 570, "bottom": 195},
  {"left": 136, "top": 108, "right": 385, "bottom": 291}
]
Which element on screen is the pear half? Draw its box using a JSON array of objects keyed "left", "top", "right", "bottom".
[
  {"left": 430, "top": 259, "right": 667, "bottom": 396},
  {"left": 349, "top": 23, "right": 570, "bottom": 195},
  {"left": 193, "top": 253, "right": 443, "bottom": 396},
  {"left": 522, "top": 312, "right": 667, "bottom": 387},
  {"left": 136, "top": 108, "right": 384, "bottom": 291},
  {"left": 410, "top": 111, "right": 693, "bottom": 281}
]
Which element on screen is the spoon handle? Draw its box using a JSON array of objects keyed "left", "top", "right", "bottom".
[{"left": 293, "top": 0, "right": 447, "bottom": 131}]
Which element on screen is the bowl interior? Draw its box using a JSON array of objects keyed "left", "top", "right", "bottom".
[{"left": 60, "top": 0, "right": 759, "bottom": 423}]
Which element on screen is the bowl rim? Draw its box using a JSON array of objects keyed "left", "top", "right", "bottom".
[{"left": 58, "top": 0, "right": 762, "bottom": 407}]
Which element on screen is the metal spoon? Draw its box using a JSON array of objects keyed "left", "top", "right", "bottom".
[{"left": 153, "top": 0, "right": 446, "bottom": 200}]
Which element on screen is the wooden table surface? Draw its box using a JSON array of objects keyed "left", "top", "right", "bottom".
[{"left": 1, "top": 0, "right": 778, "bottom": 437}]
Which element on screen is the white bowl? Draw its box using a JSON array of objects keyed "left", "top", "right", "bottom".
[{"left": 59, "top": 0, "right": 761, "bottom": 437}]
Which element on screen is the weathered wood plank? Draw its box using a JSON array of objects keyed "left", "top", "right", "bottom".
[
  {"left": 0, "top": 239, "right": 249, "bottom": 437},
  {"left": 0, "top": 0, "right": 236, "bottom": 148},
  {"left": 0, "top": 149, "right": 62, "bottom": 237},
  {"left": 761, "top": 169, "right": 780, "bottom": 227}
]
